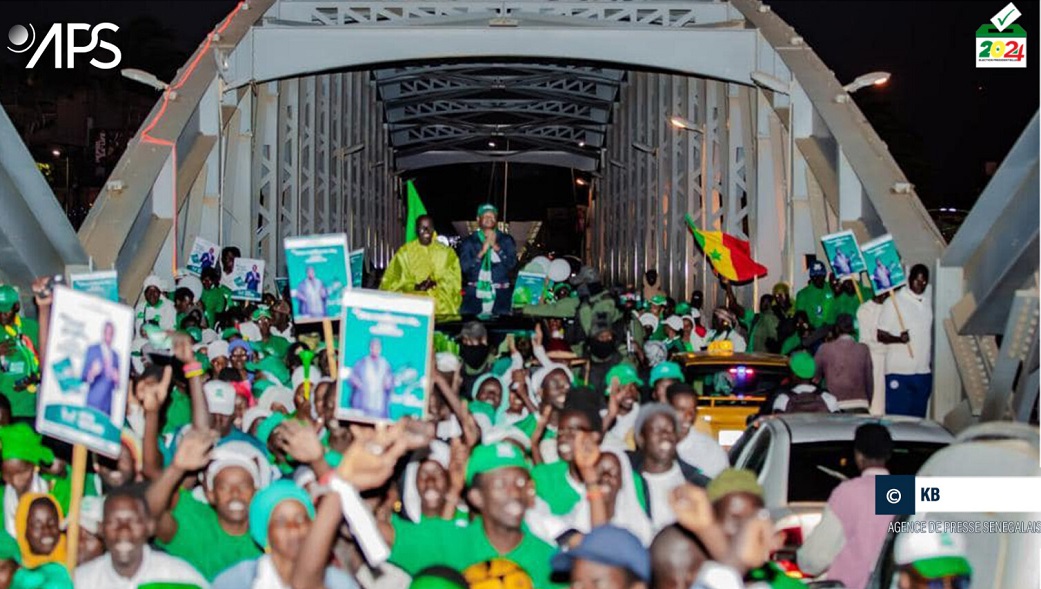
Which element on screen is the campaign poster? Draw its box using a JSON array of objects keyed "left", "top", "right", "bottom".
[
  {"left": 336, "top": 289, "right": 434, "bottom": 423},
  {"left": 36, "top": 286, "right": 132, "bottom": 459},
  {"left": 229, "top": 258, "right": 265, "bottom": 302},
  {"left": 512, "top": 271, "right": 547, "bottom": 307},
  {"left": 350, "top": 249, "right": 365, "bottom": 288},
  {"left": 861, "top": 234, "right": 907, "bottom": 295},
  {"left": 275, "top": 278, "right": 289, "bottom": 298},
  {"left": 284, "top": 234, "right": 350, "bottom": 323},
  {"left": 186, "top": 237, "right": 220, "bottom": 276},
  {"left": 68, "top": 270, "right": 119, "bottom": 302},
  {"left": 820, "top": 230, "right": 866, "bottom": 280}
]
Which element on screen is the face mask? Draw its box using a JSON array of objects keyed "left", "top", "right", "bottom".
[
  {"left": 588, "top": 338, "right": 615, "bottom": 358},
  {"left": 460, "top": 344, "right": 489, "bottom": 368}
]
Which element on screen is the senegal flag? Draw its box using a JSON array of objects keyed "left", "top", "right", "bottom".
[
  {"left": 685, "top": 214, "right": 767, "bottom": 282},
  {"left": 404, "top": 180, "right": 428, "bottom": 242}
]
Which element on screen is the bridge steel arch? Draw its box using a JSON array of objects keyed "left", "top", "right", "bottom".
[{"left": 77, "top": 0, "right": 960, "bottom": 417}]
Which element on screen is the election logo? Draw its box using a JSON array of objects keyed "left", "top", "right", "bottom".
[{"left": 976, "top": 3, "right": 1026, "bottom": 68}]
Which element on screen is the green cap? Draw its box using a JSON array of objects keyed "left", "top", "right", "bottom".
[
  {"left": 477, "top": 203, "right": 499, "bottom": 217},
  {"left": 605, "top": 363, "right": 643, "bottom": 392},
  {"left": 649, "top": 361, "right": 684, "bottom": 386},
  {"left": 0, "top": 423, "right": 54, "bottom": 465},
  {"left": 222, "top": 328, "right": 242, "bottom": 340},
  {"left": 185, "top": 327, "right": 203, "bottom": 343},
  {"left": 674, "top": 302, "right": 691, "bottom": 316},
  {"left": 491, "top": 357, "right": 513, "bottom": 378},
  {"left": 0, "top": 286, "right": 18, "bottom": 313},
  {"left": 912, "top": 557, "right": 973, "bottom": 580},
  {"left": 252, "top": 307, "right": 272, "bottom": 321},
  {"left": 465, "top": 442, "right": 529, "bottom": 486},
  {"left": 789, "top": 351, "right": 816, "bottom": 379},
  {"left": 649, "top": 294, "right": 667, "bottom": 306},
  {"left": 706, "top": 468, "right": 764, "bottom": 504}
]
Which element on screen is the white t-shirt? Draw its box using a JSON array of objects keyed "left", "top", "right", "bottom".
[
  {"left": 134, "top": 298, "right": 177, "bottom": 334},
  {"left": 676, "top": 429, "right": 729, "bottom": 477},
  {"left": 878, "top": 288, "right": 932, "bottom": 375},
  {"left": 75, "top": 546, "right": 210, "bottom": 589},
  {"left": 605, "top": 403, "right": 640, "bottom": 449},
  {"left": 856, "top": 300, "right": 885, "bottom": 350},
  {"left": 642, "top": 463, "right": 686, "bottom": 531}
]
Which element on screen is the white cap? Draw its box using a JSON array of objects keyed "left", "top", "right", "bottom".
[
  {"left": 292, "top": 366, "right": 322, "bottom": 393},
  {"left": 204, "top": 441, "right": 270, "bottom": 491},
  {"left": 201, "top": 328, "right": 218, "bottom": 345},
  {"left": 482, "top": 426, "right": 532, "bottom": 450},
  {"left": 690, "top": 308, "right": 701, "bottom": 320},
  {"left": 663, "top": 315, "right": 684, "bottom": 331},
  {"left": 207, "top": 340, "right": 230, "bottom": 361},
  {"left": 257, "top": 385, "right": 295, "bottom": 414},
  {"left": 142, "top": 275, "right": 167, "bottom": 292},
  {"left": 176, "top": 275, "right": 203, "bottom": 300},
  {"left": 204, "top": 380, "right": 236, "bottom": 416},
  {"left": 638, "top": 312, "right": 659, "bottom": 332},
  {"left": 894, "top": 518, "right": 972, "bottom": 578},
  {"left": 79, "top": 496, "right": 104, "bottom": 536},
  {"left": 239, "top": 321, "right": 262, "bottom": 343},
  {"left": 242, "top": 406, "right": 272, "bottom": 434},
  {"left": 435, "top": 352, "right": 461, "bottom": 373}
]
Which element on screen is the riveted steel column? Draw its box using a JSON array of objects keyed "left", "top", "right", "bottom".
[
  {"left": 316, "top": 74, "right": 331, "bottom": 234},
  {"left": 299, "top": 76, "right": 316, "bottom": 235},
  {"left": 278, "top": 78, "right": 300, "bottom": 251},
  {"left": 254, "top": 81, "right": 280, "bottom": 272},
  {"left": 330, "top": 73, "right": 342, "bottom": 233},
  {"left": 223, "top": 90, "right": 255, "bottom": 257}
]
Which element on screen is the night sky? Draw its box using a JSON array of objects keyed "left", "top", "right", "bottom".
[{"left": 3, "top": 0, "right": 1038, "bottom": 220}]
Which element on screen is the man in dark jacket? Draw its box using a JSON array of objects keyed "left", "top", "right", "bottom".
[{"left": 459, "top": 204, "right": 517, "bottom": 316}]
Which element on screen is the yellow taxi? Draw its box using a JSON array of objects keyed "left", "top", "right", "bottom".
[{"left": 672, "top": 342, "right": 790, "bottom": 448}]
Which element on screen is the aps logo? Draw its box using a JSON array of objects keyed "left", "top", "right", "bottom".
[{"left": 7, "top": 23, "right": 121, "bottom": 69}]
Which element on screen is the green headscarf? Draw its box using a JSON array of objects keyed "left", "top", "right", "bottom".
[
  {"left": 248, "top": 480, "right": 315, "bottom": 549},
  {"left": 0, "top": 424, "right": 53, "bottom": 465}
]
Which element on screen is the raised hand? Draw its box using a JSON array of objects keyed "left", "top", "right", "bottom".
[
  {"left": 30, "top": 277, "right": 53, "bottom": 308},
  {"left": 276, "top": 419, "right": 325, "bottom": 464},
  {"left": 172, "top": 428, "right": 218, "bottom": 472},
  {"left": 337, "top": 423, "right": 410, "bottom": 491},
  {"left": 573, "top": 430, "right": 601, "bottom": 484},
  {"left": 670, "top": 484, "right": 716, "bottom": 535},
  {"left": 446, "top": 437, "right": 469, "bottom": 494},
  {"left": 136, "top": 365, "right": 172, "bottom": 413},
  {"left": 171, "top": 332, "right": 195, "bottom": 365},
  {"left": 532, "top": 324, "right": 544, "bottom": 348}
]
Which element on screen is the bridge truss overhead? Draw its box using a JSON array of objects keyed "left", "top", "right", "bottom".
[{"left": 72, "top": 0, "right": 977, "bottom": 419}]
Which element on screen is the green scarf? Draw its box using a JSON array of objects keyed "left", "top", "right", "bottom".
[{"left": 476, "top": 230, "right": 495, "bottom": 308}]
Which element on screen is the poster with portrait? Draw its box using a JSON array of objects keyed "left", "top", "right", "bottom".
[
  {"left": 336, "top": 289, "right": 434, "bottom": 423},
  {"left": 512, "top": 271, "right": 547, "bottom": 307},
  {"left": 820, "top": 230, "right": 866, "bottom": 280},
  {"left": 186, "top": 237, "right": 220, "bottom": 277},
  {"left": 36, "top": 286, "right": 132, "bottom": 458},
  {"left": 228, "top": 257, "right": 265, "bottom": 302},
  {"left": 285, "top": 234, "right": 350, "bottom": 323},
  {"left": 68, "top": 270, "right": 119, "bottom": 302},
  {"left": 350, "top": 249, "right": 365, "bottom": 288},
  {"left": 860, "top": 234, "right": 907, "bottom": 295}
]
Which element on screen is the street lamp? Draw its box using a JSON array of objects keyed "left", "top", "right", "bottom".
[
  {"left": 842, "top": 71, "right": 891, "bottom": 93},
  {"left": 751, "top": 70, "right": 795, "bottom": 282},
  {"left": 121, "top": 68, "right": 176, "bottom": 99}
]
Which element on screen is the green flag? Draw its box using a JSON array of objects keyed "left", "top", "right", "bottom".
[{"left": 405, "top": 180, "right": 428, "bottom": 242}]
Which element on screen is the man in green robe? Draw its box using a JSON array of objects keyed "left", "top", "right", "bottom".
[
  {"left": 795, "top": 261, "right": 833, "bottom": 329},
  {"left": 380, "top": 215, "right": 462, "bottom": 317}
]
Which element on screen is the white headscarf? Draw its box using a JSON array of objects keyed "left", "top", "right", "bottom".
[{"left": 401, "top": 440, "right": 451, "bottom": 523}]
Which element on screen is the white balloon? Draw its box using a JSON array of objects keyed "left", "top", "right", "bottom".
[
  {"left": 548, "top": 259, "right": 572, "bottom": 283},
  {"left": 526, "top": 256, "right": 551, "bottom": 275}
]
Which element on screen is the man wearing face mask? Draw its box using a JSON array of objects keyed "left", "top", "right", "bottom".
[
  {"left": 458, "top": 321, "right": 494, "bottom": 399},
  {"left": 587, "top": 323, "right": 624, "bottom": 391},
  {"left": 381, "top": 215, "right": 462, "bottom": 317}
]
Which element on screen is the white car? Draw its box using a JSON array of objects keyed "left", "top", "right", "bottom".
[
  {"left": 728, "top": 413, "right": 953, "bottom": 578},
  {"left": 862, "top": 422, "right": 1040, "bottom": 589}
]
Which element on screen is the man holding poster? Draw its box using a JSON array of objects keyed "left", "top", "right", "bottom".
[{"left": 877, "top": 264, "right": 933, "bottom": 418}]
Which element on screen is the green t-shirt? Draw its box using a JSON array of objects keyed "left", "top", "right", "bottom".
[
  {"left": 257, "top": 336, "right": 291, "bottom": 360},
  {"left": 0, "top": 317, "right": 40, "bottom": 418},
  {"left": 156, "top": 488, "right": 262, "bottom": 580},
  {"left": 530, "top": 461, "right": 582, "bottom": 516},
  {"left": 823, "top": 292, "right": 862, "bottom": 336},
  {"left": 199, "top": 286, "right": 233, "bottom": 327},
  {"left": 514, "top": 414, "right": 557, "bottom": 442},
  {"left": 389, "top": 517, "right": 564, "bottom": 589},
  {"left": 747, "top": 561, "right": 806, "bottom": 588},
  {"left": 794, "top": 284, "right": 833, "bottom": 329}
]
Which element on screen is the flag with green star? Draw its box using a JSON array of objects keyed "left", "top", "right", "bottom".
[{"left": 684, "top": 214, "right": 768, "bottom": 282}]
